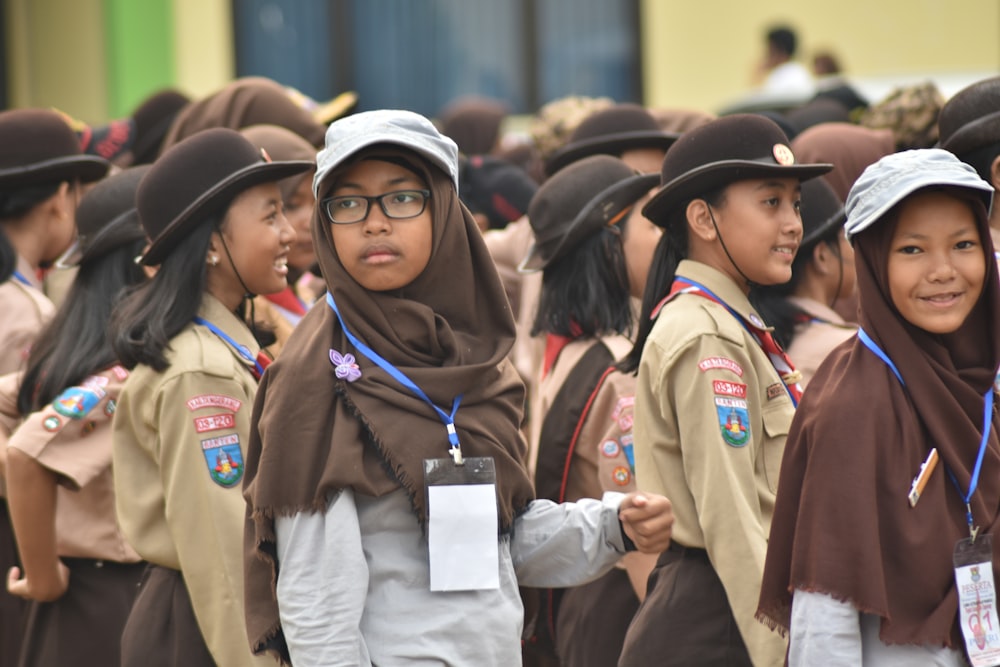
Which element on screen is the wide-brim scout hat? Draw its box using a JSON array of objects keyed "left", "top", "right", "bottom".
[
  {"left": 799, "top": 177, "right": 846, "bottom": 248},
  {"left": 138, "top": 127, "right": 312, "bottom": 266},
  {"left": 938, "top": 76, "right": 1000, "bottom": 158},
  {"left": 642, "top": 113, "right": 832, "bottom": 227},
  {"left": 314, "top": 109, "right": 459, "bottom": 195},
  {"left": 520, "top": 154, "right": 659, "bottom": 272},
  {"left": 844, "top": 148, "right": 993, "bottom": 242},
  {"left": 0, "top": 108, "right": 110, "bottom": 189},
  {"left": 545, "top": 103, "right": 680, "bottom": 176},
  {"left": 56, "top": 165, "right": 151, "bottom": 268}
]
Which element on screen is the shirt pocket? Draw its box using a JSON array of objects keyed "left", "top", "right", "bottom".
[{"left": 759, "top": 399, "right": 793, "bottom": 493}]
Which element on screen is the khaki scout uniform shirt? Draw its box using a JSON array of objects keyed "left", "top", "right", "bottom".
[
  {"left": 112, "top": 294, "right": 271, "bottom": 667},
  {"left": 785, "top": 296, "right": 857, "bottom": 389},
  {"left": 0, "top": 256, "right": 55, "bottom": 375},
  {"left": 634, "top": 260, "right": 792, "bottom": 667},
  {"left": 529, "top": 336, "right": 637, "bottom": 501},
  {"left": 0, "top": 367, "right": 141, "bottom": 562}
]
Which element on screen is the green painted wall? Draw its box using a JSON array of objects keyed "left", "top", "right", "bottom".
[{"left": 104, "top": 0, "right": 174, "bottom": 118}]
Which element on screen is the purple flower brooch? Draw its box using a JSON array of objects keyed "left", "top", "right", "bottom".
[{"left": 329, "top": 350, "right": 362, "bottom": 382}]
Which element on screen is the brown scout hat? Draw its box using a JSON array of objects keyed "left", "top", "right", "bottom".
[
  {"left": 520, "top": 154, "right": 658, "bottom": 272},
  {"left": 0, "top": 108, "right": 110, "bottom": 189},
  {"left": 938, "top": 75, "right": 1000, "bottom": 158},
  {"left": 55, "top": 165, "right": 151, "bottom": 268},
  {"left": 642, "top": 113, "right": 832, "bottom": 226},
  {"left": 545, "top": 103, "right": 680, "bottom": 176},
  {"left": 138, "top": 128, "right": 311, "bottom": 266}
]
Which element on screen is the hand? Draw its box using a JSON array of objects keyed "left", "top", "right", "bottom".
[
  {"left": 619, "top": 492, "right": 673, "bottom": 555},
  {"left": 7, "top": 561, "right": 70, "bottom": 602}
]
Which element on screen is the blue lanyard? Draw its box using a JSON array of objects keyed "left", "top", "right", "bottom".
[
  {"left": 11, "top": 270, "right": 32, "bottom": 287},
  {"left": 858, "top": 326, "right": 993, "bottom": 537},
  {"left": 325, "top": 292, "right": 464, "bottom": 462},
  {"left": 191, "top": 316, "right": 264, "bottom": 377}
]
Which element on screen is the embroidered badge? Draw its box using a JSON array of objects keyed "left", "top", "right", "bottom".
[
  {"left": 43, "top": 415, "right": 61, "bottom": 432},
  {"left": 186, "top": 394, "right": 242, "bottom": 412},
  {"left": 611, "top": 396, "right": 635, "bottom": 422},
  {"left": 601, "top": 439, "right": 620, "bottom": 458},
  {"left": 716, "top": 397, "right": 751, "bottom": 447},
  {"left": 766, "top": 383, "right": 785, "bottom": 400},
  {"left": 712, "top": 380, "right": 747, "bottom": 399},
  {"left": 612, "top": 466, "right": 632, "bottom": 486},
  {"left": 193, "top": 413, "right": 236, "bottom": 434},
  {"left": 329, "top": 349, "right": 361, "bottom": 382},
  {"left": 81, "top": 375, "right": 109, "bottom": 390},
  {"left": 201, "top": 434, "right": 244, "bottom": 487},
  {"left": 52, "top": 386, "right": 103, "bottom": 420},
  {"left": 111, "top": 365, "right": 129, "bottom": 381},
  {"left": 620, "top": 434, "right": 635, "bottom": 471},
  {"left": 698, "top": 357, "right": 744, "bottom": 377},
  {"left": 618, "top": 413, "right": 634, "bottom": 432},
  {"left": 104, "top": 399, "right": 116, "bottom": 417}
]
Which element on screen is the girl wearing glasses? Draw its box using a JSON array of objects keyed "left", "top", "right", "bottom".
[{"left": 242, "top": 109, "right": 674, "bottom": 667}]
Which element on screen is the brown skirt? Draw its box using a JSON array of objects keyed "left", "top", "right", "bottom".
[
  {"left": 120, "top": 565, "right": 216, "bottom": 667},
  {"left": 618, "top": 544, "right": 753, "bottom": 667},
  {"left": 556, "top": 566, "right": 639, "bottom": 667},
  {"left": 17, "top": 558, "right": 145, "bottom": 667},
  {"left": 0, "top": 502, "right": 26, "bottom": 667}
]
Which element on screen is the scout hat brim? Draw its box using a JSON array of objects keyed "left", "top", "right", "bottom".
[{"left": 545, "top": 130, "right": 680, "bottom": 176}]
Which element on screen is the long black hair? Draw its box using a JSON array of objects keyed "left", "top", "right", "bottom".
[
  {"left": 0, "top": 228, "right": 14, "bottom": 283},
  {"left": 0, "top": 182, "right": 62, "bottom": 221},
  {"left": 110, "top": 220, "right": 215, "bottom": 371},
  {"left": 17, "top": 238, "right": 147, "bottom": 413},
  {"left": 618, "top": 187, "right": 727, "bottom": 374},
  {"left": 531, "top": 218, "right": 633, "bottom": 339},
  {"left": 750, "top": 226, "right": 844, "bottom": 348}
]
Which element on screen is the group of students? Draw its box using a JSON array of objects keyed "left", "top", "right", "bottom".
[{"left": 0, "top": 73, "right": 999, "bottom": 667}]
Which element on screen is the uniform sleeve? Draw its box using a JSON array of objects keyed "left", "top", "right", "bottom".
[
  {"left": 650, "top": 333, "right": 788, "bottom": 666},
  {"left": 153, "top": 371, "right": 271, "bottom": 667},
  {"left": 7, "top": 369, "right": 125, "bottom": 490},
  {"left": 0, "top": 372, "right": 21, "bottom": 437},
  {"left": 589, "top": 373, "right": 638, "bottom": 495}
]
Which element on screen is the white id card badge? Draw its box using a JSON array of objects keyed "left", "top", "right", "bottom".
[
  {"left": 424, "top": 456, "right": 499, "bottom": 592},
  {"left": 954, "top": 535, "right": 1000, "bottom": 666}
]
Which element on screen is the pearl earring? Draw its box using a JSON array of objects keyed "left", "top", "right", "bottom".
[{"left": 208, "top": 255, "right": 219, "bottom": 266}]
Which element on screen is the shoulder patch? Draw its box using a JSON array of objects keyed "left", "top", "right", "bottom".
[
  {"left": 186, "top": 394, "right": 242, "bottom": 412},
  {"left": 601, "top": 439, "right": 620, "bottom": 458},
  {"left": 52, "top": 386, "right": 104, "bottom": 420},
  {"left": 201, "top": 434, "right": 244, "bottom": 487},
  {"left": 611, "top": 466, "right": 632, "bottom": 486},
  {"left": 110, "top": 365, "right": 129, "bottom": 381},
  {"left": 716, "top": 397, "right": 751, "bottom": 447},
  {"left": 620, "top": 434, "right": 635, "bottom": 471},
  {"left": 193, "top": 413, "right": 236, "bottom": 433},
  {"left": 698, "top": 357, "right": 744, "bottom": 377},
  {"left": 42, "top": 415, "right": 62, "bottom": 432}
]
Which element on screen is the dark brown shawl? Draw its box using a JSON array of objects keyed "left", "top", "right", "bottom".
[
  {"left": 758, "top": 189, "right": 1000, "bottom": 649},
  {"left": 161, "top": 77, "right": 325, "bottom": 152},
  {"left": 243, "top": 147, "right": 535, "bottom": 660}
]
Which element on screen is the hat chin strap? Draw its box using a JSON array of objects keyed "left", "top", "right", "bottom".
[
  {"left": 708, "top": 206, "right": 759, "bottom": 291},
  {"left": 218, "top": 233, "right": 260, "bottom": 340}
]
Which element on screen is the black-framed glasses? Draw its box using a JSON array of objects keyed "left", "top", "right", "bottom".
[{"left": 322, "top": 189, "right": 432, "bottom": 224}]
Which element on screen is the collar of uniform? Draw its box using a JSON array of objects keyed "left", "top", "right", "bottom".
[
  {"left": 14, "top": 254, "right": 42, "bottom": 289},
  {"left": 196, "top": 293, "right": 260, "bottom": 368},
  {"left": 675, "top": 259, "right": 773, "bottom": 330},
  {"left": 787, "top": 295, "right": 849, "bottom": 325}
]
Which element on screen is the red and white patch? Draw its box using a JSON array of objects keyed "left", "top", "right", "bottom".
[
  {"left": 193, "top": 413, "right": 236, "bottom": 433},
  {"left": 712, "top": 380, "right": 747, "bottom": 399},
  {"left": 200, "top": 433, "right": 240, "bottom": 450},
  {"left": 612, "top": 466, "right": 632, "bottom": 486},
  {"left": 612, "top": 396, "right": 635, "bottom": 421},
  {"left": 601, "top": 439, "right": 621, "bottom": 458},
  {"left": 82, "top": 375, "right": 109, "bottom": 390},
  {"left": 618, "top": 414, "right": 634, "bottom": 432},
  {"left": 773, "top": 144, "right": 795, "bottom": 165},
  {"left": 111, "top": 365, "right": 129, "bottom": 381},
  {"left": 186, "top": 394, "right": 242, "bottom": 412},
  {"left": 698, "top": 357, "right": 744, "bottom": 377}
]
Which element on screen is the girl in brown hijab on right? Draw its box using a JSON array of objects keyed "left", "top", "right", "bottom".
[
  {"left": 758, "top": 149, "right": 1000, "bottom": 666},
  {"left": 242, "top": 109, "right": 674, "bottom": 667}
]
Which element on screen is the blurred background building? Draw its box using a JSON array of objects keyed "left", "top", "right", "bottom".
[{"left": 3, "top": 0, "right": 998, "bottom": 124}]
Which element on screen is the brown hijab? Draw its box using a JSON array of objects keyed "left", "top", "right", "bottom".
[
  {"left": 161, "top": 77, "right": 326, "bottom": 152},
  {"left": 758, "top": 188, "right": 1000, "bottom": 648},
  {"left": 791, "top": 122, "right": 895, "bottom": 202},
  {"left": 243, "top": 145, "right": 535, "bottom": 660}
]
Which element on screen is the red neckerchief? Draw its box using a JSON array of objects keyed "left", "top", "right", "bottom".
[
  {"left": 541, "top": 322, "right": 585, "bottom": 378},
  {"left": 264, "top": 287, "right": 307, "bottom": 317}
]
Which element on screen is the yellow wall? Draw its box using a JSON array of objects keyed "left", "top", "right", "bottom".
[
  {"left": 641, "top": 0, "right": 1000, "bottom": 114},
  {"left": 171, "top": 0, "right": 234, "bottom": 100},
  {"left": 5, "top": 0, "right": 108, "bottom": 123}
]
